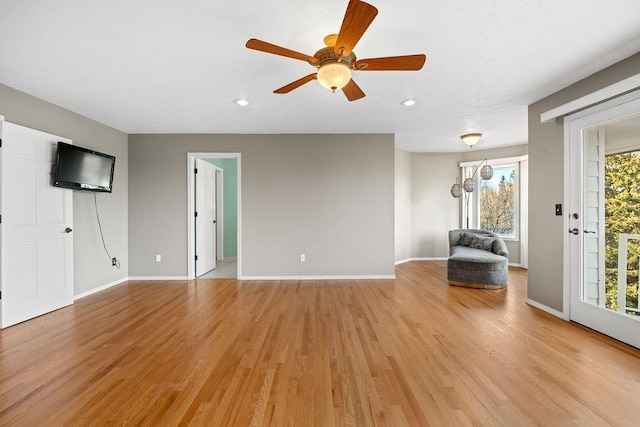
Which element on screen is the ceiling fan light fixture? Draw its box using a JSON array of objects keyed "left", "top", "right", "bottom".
[
  {"left": 245, "top": 1, "right": 425, "bottom": 101},
  {"left": 461, "top": 133, "right": 482, "bottom": 147},
  {"left": 317, "top": 62, "right": 352, "bottom": 92}
]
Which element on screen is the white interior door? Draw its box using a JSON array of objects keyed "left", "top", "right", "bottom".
[
  {"left": 566, "top": 93, "right": 640, "bottom": 348},
  {"left": 195, "top": 158, "right": 216, "bottom": 276},
  {"left": 1, "top": 121, "right": 74, "bottom": 328}
]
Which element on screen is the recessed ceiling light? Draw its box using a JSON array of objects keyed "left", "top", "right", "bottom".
[
  {"left": 401, "top": 99, "right": 417, "bottom": 107},
  {"left": 234, "top": 98, "right": 250, "bottom": 107}
]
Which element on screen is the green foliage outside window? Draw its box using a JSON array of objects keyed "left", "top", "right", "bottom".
[{"left": 604, "top": 151, "right": 640, "bottom": 315}]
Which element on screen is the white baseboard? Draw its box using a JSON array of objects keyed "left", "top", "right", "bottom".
[
  {"left": 75, "top": 274, "right": 392, "bottom": 296},
  {"left": 526, "top": 298, "right": 568, "bottom": 320},
  {"left": 395, "top": 257, "right": 448, "bottom": 265},
  {"left": 74, "top": 277, "right": 129, "bottom": 300},
  {"left": 239, "top": 275, "right": 396, "bottom": 281},
  {"left": 509, "top": 263, "right": 526, "bottom": 268},
  {"left": 128, "top": 276, "right": 190, "bottom": 281}
]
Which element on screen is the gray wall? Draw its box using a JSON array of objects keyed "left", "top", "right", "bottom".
[
  {"left": 528, "top": 52, "right": 640, "bottom": 312},
  {"left": 0, "top": 83, "right": 129, "bottom": 295},
  {"left": 128, "top": 134, "right": 395, "bottom": 277},
  {"left": 411, "top": 153, "right": 461, "bottom": 258}
]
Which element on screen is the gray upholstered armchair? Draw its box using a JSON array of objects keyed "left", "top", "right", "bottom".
[{"left": 447, "top": 229, "right": 509, "bottom": 289}]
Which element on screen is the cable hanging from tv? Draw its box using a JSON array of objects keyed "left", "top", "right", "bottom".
[{"left": 94, "top": 193, "right": 120, "bottom": 269}]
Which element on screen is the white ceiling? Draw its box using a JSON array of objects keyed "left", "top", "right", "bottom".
[{"left": 1, "top": 0, "right": 639, "bottom": 152}]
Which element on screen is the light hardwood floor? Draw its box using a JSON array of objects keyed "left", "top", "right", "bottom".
[{"left": 1, "top": 261, "right": 639, "bottom": 425}]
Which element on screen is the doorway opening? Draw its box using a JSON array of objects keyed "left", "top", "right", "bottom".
[{"left": 186, "top": 152, "right": 241, "bottom": 279}]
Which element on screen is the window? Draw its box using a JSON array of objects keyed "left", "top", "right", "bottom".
[
  {"left": 461, "top": 156, "right": 527, "bottom": 241},
  {"left": 480, "top": 165, "right": 516, "bottom": 236}
]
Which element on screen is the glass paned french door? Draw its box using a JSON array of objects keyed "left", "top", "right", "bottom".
[{"left": 567, "top": 94, "right": 640, "bottom": 349}]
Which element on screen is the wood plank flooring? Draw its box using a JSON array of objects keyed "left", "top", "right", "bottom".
[{"left": 1, "top": 261, "right": 640, "bottom": 425}]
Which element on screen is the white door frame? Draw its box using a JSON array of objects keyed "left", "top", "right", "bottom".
[
  {"left": 563, "top": 89, "right": 640, "bottom": 346},
  {"left": 186, "top": 152, "right": 241, "bottom": 279},
  {"left": 215, "top": 168, "right": 224, "bottom": 261}
]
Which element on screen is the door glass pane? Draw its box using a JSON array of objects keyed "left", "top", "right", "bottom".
[
  {"left": 605, "top": 150, "right": 640, "bottom": 317},
  {"left": 583, "top": 112, "right": 640, "bottom": 319}
]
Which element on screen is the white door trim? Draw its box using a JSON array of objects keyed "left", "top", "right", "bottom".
[
  {"left": 186, "top": 152, "right": 241, "bottom": 279},
  {"left": 542, "top": 73, "right": 640, "bottom": 123},
  {"left": 215, "top": 167, "right": 224, "bottom": 261}
]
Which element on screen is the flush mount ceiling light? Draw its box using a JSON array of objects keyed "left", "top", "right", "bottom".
[
  {"left": 233, "top": 98, "right": 250, "bottom": 107},
  {"left": 401, "top": 99, "right": 417, "bottom": 107},
  {"left": 461, "top": 133, "right": 482, "bottom": 147}
]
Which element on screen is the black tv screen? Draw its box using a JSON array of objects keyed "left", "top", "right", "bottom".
[{"left": 53, "top": 142, "right": 115, "bottom": 192}]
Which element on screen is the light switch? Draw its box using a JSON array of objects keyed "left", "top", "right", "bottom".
[{"left": 555, "top": 204, "right": 562, "bottom": 216}]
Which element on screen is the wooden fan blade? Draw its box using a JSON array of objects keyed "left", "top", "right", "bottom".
[
  {"left": 354, "top": 54, "right": 426, "bottom": 71},
  {"left": 342, "top": 79, "right": 365, "bottom": 101},
  {"left": 274, "top": 73, "right": 317, "bottom": 94},
  {"left": 246, "top": 39, "right": 317, "bottom": 65},
  {"left": 334, "top": 1, "right": 378, "bottom": 57}
]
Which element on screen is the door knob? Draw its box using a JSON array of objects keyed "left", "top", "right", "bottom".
[
  {"left": 64, "top": 227, "right": 73, "bottom": 233},
  {"left": 569, "top": 228, "right": 579, "bottom": 235}
]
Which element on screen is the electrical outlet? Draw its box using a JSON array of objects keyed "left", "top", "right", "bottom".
[
  {"left": 300, "top": 254, "right": 305, "bottom": 262},
  {"left": 155, "top": 254, "right": 162, "bottom": 263},
  {"left": 111, "top": 257, "right": 117, "bottom": 266}
]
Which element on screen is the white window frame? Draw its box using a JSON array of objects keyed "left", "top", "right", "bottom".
[{"left": 460, "top": 155, "right": 528, "bottom": 244}]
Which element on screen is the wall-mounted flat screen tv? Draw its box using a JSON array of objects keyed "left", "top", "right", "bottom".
[{"left": 53, "top": 142, "right": 115, "bottom": 193}]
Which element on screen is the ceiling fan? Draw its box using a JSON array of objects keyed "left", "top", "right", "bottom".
[{"left": 246, "top": 0, "right": 426, "bottom": 101}]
